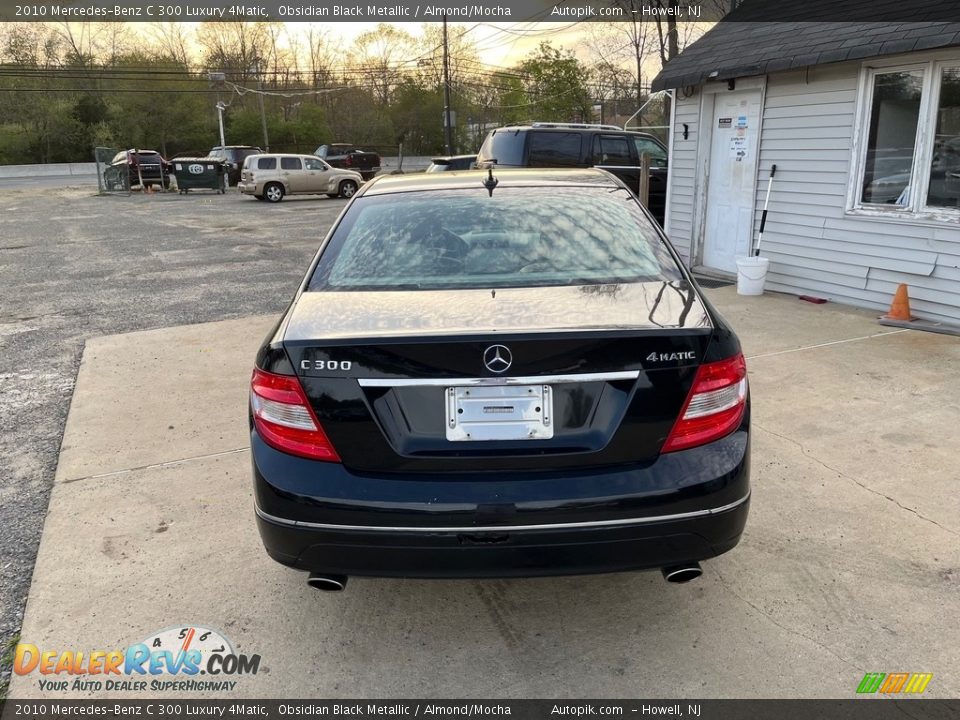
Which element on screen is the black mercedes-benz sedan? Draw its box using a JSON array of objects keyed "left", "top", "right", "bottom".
[{"left": 250, "top": 168, "right": 750, "bottom": 591}]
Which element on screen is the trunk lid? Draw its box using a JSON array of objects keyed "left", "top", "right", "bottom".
[{"left": 283, "top": 282, "right": 712, "bottom": 472}]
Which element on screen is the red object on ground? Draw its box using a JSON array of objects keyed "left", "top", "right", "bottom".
[{"left": 798, "top": 295, "right": 828, "bottom": 304}]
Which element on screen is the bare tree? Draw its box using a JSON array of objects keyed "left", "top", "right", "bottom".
[
  {"left": 148, "top": 22, "right": 193, "bottom": 65},
  {"left": 414, "top": 22, "right": 480, "bottom": 91},
  {"left": 348, "top": 23, "right": 416, "bottom": 106},
  {"left": 197, "top": 21, "right": 273, "bottom": 82},
  {"left": 0, "top": 23, "right": 62, "bottom": 66}
]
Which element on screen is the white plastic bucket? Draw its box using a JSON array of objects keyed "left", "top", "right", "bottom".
[{"left": 736, "top": 256, "right": 770, "bottom": 296}]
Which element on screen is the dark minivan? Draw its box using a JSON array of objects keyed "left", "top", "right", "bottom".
[{"left": 476, "top": 123, "right": 668, "bottom": 225}]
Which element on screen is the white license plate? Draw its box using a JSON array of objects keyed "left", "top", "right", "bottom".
[{"left": 445, "top": 384, "right": 553, "bottom": 442}]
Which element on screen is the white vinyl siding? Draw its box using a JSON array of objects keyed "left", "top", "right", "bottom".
[
  {"left": 753, "top": 62, "right": 960, "bottom": 324},
  {"left": 642, "top": 58, "right": 959, "bottom": 325},
  {"left": 664, "top": 92, "right": 701, "bottom": 264}
]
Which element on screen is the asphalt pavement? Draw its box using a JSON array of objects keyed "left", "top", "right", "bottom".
[{"left": 0, "top": 183, "right": 347, "bottom": 694}]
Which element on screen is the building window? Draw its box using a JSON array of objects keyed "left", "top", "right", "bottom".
[
  {"left": 860, "top": 71, "right": 923, "bottom": 206},
  {"left": 854, "top": 60, "right": 960, "bottom": 217},
  {"left": 928, "top": 67, "right": 960, "bottom": 209}
]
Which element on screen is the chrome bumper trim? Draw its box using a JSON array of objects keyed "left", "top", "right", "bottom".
[{"left": 255, "top": 491, "right": 750, "bottom": 534}]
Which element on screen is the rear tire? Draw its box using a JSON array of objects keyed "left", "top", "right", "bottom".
[
  {"left": 264, "top": 183, "right": 284, "bottom": 203},
  {"left": 339, "top": 180, "right": 358, "bottom": 198}
]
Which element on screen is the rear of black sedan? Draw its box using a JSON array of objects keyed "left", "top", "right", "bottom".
[{"left": 250, "top": 169, "right": 749, "bottom": 590}]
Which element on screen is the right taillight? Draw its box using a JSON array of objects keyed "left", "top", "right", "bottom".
[
  {"left": 662, "top": 352, "right": 748, "bottom": 453},
  {"left": 250, "top": 368, "right": 340, "bottom": 462}
]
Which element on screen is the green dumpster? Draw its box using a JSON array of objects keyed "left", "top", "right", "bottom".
[{"left": 172, "top": 157, "right": 227, "bottom": 194}]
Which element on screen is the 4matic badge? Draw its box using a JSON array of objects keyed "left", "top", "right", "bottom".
[{"left": 646, "top": 351, "right": 697, "bottom": 362}]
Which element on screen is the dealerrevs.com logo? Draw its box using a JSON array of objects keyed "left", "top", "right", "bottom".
[{"left": 14, "top": 625, "right": 261, "bottom": 693}]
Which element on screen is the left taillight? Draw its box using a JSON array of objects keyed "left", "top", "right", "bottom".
[
  {"left": 250, "top": 368, "right": 340, "bottom": 462},
  {"left": 662, "top": 352, "right": 748, "bottom": 453}
]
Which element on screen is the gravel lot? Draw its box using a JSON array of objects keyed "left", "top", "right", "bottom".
[{"left": 0, "top": 184, "right": 347, "bottom": 692}]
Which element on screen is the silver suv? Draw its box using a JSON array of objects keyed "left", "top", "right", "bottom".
[{"left": 238, "top": 153, "right": 363, "bottom": 203}]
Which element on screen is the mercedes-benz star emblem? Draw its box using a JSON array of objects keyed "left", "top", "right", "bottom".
[{"left": 483, "top": 345, "right": 513, "bottom": 374}]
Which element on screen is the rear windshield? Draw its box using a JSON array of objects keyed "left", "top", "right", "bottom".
[
  {"left": 477, "top": 129, "right": 526, "bottom": 166},
  {"left": 308, "top": 187, "right": 681, "bottom": 291}
]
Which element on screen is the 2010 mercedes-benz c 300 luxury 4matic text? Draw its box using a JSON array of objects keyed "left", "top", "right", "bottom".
[{"left": 250, "top": 168, "right": 750, "bottom": 591}]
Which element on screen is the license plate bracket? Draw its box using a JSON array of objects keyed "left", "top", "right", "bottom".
[{"left": 445, "top": 384, "right": 553, "bottom": 442}]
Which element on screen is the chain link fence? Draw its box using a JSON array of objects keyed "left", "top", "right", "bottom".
[{"left": 95, "top": 146, "right": 129, "bottom": 195}]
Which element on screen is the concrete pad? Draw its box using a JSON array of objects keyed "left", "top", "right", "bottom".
[
  {"left": 11, "top": 290, "right": 960, "bottom": 698},
  {"left": 54, "top": 316, "right": 275, "bottom": 482},
  {"left": 710, "top": 286, "right": 900, "bottom": 358}
]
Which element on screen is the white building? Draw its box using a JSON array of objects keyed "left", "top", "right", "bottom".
[{"left": 652, "top": 17, "right": 960, "bottom": 324}]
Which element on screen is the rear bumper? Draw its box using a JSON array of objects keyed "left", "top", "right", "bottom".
[
  {"left": 237, "top": 181, "right": 258, "bottom": 194},
  {"left": 256, "top": 494, "right": 748, "bottom": 578},
  {"left": 251, "top": 427, "right": 750, "bottom": 578}
]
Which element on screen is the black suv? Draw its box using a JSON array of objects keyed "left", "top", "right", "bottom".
[
  {"left": 210, "top": 145, "right": 263, "bottom": 186},
  {"left": 476, "top": 123, "right": 668, "bottom": 225}
]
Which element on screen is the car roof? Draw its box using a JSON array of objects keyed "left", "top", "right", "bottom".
[
  {"left": 360, "top": 168, "right": 624, "bottom": 196},
  {"left": 431, "top": 155, "right": 477, "bottom": 162},
  {"left": 489, "top": 125, "right": 662, "bottom": 141}
]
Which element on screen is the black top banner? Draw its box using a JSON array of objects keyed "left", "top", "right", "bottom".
[{"left": 2, "top": 0, "right": 960, "bottom": 23}]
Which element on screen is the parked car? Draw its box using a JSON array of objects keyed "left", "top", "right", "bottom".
[
  {"left": 209, "top": 145, "right": 263, "bottom": 186},
  {"left": 476, "top": 123, "right": 669, "bottom": 225},
  {"left": 250, "top": 168, "right": 750, "bottom": 591},
  {"left": 315, "top": 143, "right": 381, "bottom": 181},
  {"left": 426, "top": 155, "right": 478, "bottom": 172},
  {"left": 238, "top": 153, "right": 363, "bottom": 202},
  {"left": 103, "top": 149, "right": 172, "bottom": 191}
]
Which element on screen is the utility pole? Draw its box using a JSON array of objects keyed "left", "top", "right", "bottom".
[
  {"left": 216, "top": 101, "right": 227, "bottom": 149},
  {"left": 255, "top": 56, "right": 270, "bottom": 151},
  {"left": 209, "top": 72, "right": 227, "bottom": 148},
  {"left": 442, "top": 16, "right": 454, "bottom": 155}
]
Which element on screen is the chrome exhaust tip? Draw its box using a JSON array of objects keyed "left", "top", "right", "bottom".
[
  {"left": 661, "top": 563, "right": 703, "bottom": 583},
  {"left": 307, "top": 573, "right": 347, "bottom": 592}
]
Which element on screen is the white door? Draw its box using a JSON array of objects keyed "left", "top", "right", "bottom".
[{"left": 702, "top": 90, "right": 762, "bottom": 273}]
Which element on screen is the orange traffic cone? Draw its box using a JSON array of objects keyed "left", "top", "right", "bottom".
[{"left": 883, "top": 283, "right": 913, "bottom": 321}]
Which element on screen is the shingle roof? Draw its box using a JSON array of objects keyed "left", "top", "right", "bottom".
[{"left": 651, "top": 1, "right": 960, "bottom": 91}]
